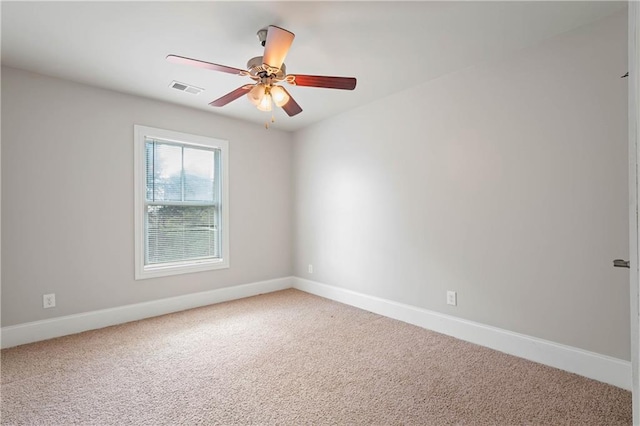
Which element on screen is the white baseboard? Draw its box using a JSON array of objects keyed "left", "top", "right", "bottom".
[
  {"left": 293, "top": 277, "right": 632, "bottom": 391},
  {"left": 2, "top": 275, "right": 631, "bottom": 391},
  {"left": 1, "top": 276, "right": 294, "bottom": 349}
]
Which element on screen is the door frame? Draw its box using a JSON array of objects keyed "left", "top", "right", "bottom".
[{"left": 628, "top": 3, "right": 639, "bottom": 425}]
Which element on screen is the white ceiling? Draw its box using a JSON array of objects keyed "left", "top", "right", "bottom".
[{"left": 1, "top": 1, "right": 626, "bottom": 132}]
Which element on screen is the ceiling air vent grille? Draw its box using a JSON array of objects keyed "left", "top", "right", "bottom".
[{"left": 169, "top": 81, "right": 204, "bottom": 95}]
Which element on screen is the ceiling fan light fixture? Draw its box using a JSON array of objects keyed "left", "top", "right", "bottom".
[{"left": 270, "top": 85, "right": 290, "bottom": 107}]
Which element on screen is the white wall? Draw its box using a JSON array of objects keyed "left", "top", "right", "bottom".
[
  {"left": 1, "top": 10, "right": 630, "bottom": 364},
  {"left": 1, "top": 66, "right": 293, "bottom": 326},
  {"left": 293, "top": 11, "right": 630, "bottom": 360}
]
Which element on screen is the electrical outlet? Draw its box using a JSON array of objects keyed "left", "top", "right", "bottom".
[
  {"left": 43, "top": 293, "right": 56, "bottom": 309},
  {"left": 446, "top": 291, "right": 457, "bottom": 306},
  {"left": 308, "top": 264, "right": 313, "bottom": 274}
]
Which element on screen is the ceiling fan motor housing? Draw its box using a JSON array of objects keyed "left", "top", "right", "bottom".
[{"left": 246, "top": 56, "right": 286, "bottom": 80}]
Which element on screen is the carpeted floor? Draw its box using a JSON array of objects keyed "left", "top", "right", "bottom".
[{"left": 1, "top": 289, "right": 632, "bottom": 425}]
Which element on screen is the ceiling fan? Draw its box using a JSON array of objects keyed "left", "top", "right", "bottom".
[{"left": 167, "top": 25, "right": 357, "bottom": 121}]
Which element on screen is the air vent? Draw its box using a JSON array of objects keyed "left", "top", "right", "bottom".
[{"left": 169, "top": 81, "right": 204, "bottom": 95}]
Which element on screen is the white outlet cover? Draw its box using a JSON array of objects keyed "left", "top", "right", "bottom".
[
  {"left": 308, "top": 264, "right": 313, "bottom": 274},
  {"left": 446, "top": 291, "right": 457, "bottom": 306},
  {"left": 43, "top": 293, "right": 56, "bottom": 308}
]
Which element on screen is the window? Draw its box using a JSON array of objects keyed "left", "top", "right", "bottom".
[{"left": 134, "top": 125, "right": 229, "bottom": 279}]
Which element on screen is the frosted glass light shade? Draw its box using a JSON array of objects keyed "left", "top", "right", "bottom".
[
  {"left": 247, "top": 84, "right": 266, "bottom": 106},
  {"left": 270, "top": 85, "right": 290, "bottom": 107},
  {"left": 257, "top": 93, "right": 272, "bottom": 112}
]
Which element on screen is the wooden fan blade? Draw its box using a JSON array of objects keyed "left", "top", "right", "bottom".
[
  {"left": 167, "top": 55, "right": 245, "bottom": 75},
  {"left": 280, "top": 87, "right": 303, "bottom": 117},
  {"left": 288, "top": 75, "right": 357, "bottom": 90},
  {"left": 209, "top": 85, "right": 254, "bottom": 107},
  {"left": 263, "top": 26, "right": 294, "bottom": 70}
]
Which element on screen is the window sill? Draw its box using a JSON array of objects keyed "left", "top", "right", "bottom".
[{"left": 135, "top": 258, "right": 229, "bottom": 280}]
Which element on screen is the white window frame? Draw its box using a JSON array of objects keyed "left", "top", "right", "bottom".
[{"left": 134, "top": 125, "right": 230, "bottom": 280}]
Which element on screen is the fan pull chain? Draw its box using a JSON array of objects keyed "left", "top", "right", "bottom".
[{"left": 264, "top": 114, "right": 275, "bottom": 130}]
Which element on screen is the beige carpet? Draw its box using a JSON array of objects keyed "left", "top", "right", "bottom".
[{"left": 1, "top": 289, "right": 632, "bottom": 425}]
